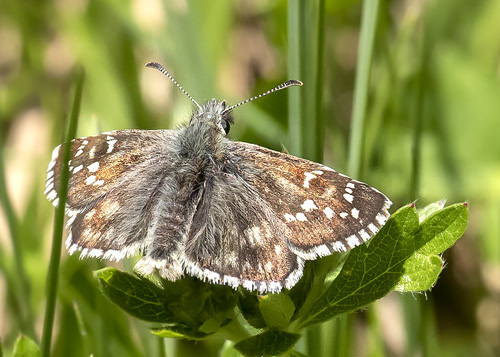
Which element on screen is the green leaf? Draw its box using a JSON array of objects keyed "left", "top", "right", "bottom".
[
  {"left": 238, "top": 290, "right": 266, "bottom": 329},
  {"left": 288, "top": 351, "right": 309, "bottom": 357},
  {"left": 151, "top": 326, "right": 213, "bottom": 340},
  {"left": 12, "top": 335, "right": 40, "bottom": 357},
  {"left": 396, "top": 203, "right": 469, "bottom": 292},
  {"left": 395, "top": 255, "right": 443, "bottom": 292},
  {"left": 234, "top": 330, "right": 301, "bottom": 357},
  {"left": 259, "top": 293, "right": 296, "bottom": 329},
  {"left": 94, "top": 267, "right": 238, "bottom": 339},
  {"left": 418, "top": 200, "right": 446, "bottom": 222},
  {"left": 219, "top": 340, "right": 240, "bottom": 357},
  {"left": 198, "top": 317, "right": 223, "bottom": 334},
  {"left": 415, "top": 202, "right": 469, "bottom": 256},
  {"left": 299, "top": 205, "right": 421, "bottom": 328},
  {"left": 94, "top": 267, "right": 175, "bottom": 323}
]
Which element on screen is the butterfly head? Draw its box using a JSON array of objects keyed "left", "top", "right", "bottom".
[{"left": 191, "top": 98, "right": 234, "bottom": 135}]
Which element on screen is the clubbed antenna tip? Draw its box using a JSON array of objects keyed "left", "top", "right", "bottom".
[{"left": 223, "top": 79, "right": 303, "bottom": 113}]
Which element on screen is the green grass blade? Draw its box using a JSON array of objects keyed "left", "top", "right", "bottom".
[
  {"left": 41, "top": 67, "right": 84, "bottom": 357},
  {"left": 313, "top": 0, "right": 326, "bottom": 163},
  {"left": 347, "top": 0, "right": 380, "bottom": 178},
  {"left": 287, "top": 0, "right": 304, "bottom": 157}
]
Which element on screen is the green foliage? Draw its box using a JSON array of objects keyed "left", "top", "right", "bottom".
[
  {"left": 234, "top": 330, "right": 301, "bottom": 357},
  {"left": 93, "top": 202, "right": 467, "bottom": 356},
  {"left": 12, "top": 335, "right": 40, "bottom": 357}
]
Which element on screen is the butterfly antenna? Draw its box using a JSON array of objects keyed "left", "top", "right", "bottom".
[
  {"left": 223, "top": 79, "right": 303, "bottom": 114},
  {"left": 146, "top": 62, "right": 202, "bottom": 111}
]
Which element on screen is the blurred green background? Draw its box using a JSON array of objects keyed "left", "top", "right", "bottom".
[{"left": 0, "top": 0, "right": 499, "bottom": 356}]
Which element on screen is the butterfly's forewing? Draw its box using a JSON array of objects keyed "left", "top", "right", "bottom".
[
  {"left": 231, "top": 142, "right": 392, "bottom": 257},
  {"left": 45, "top": 129, "right": 180, "bottom": 260}
]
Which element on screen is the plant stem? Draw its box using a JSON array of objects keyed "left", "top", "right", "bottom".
[
  {"left": 41, "top": 67, "right": 84, "bottom": 357},
  {"left": 313, "top": 0, "right": 326, "bottom": 163},
  {"left": 347, "top": 0, "right": 380, "bottom": 178},
  {"left": 287, "top": 0, "right": 304, "bottom": 157}
]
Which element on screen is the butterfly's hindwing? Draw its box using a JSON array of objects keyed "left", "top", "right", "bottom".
[{"left": 180, "top": 166, "right": 303, "bottom": 293}]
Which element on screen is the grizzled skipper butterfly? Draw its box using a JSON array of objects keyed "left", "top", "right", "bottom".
[{"left": 45, "top": 62, "right": 391, "bottom": 293}]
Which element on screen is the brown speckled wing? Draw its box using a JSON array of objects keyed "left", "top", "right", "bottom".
[{"left": 45, "top": 129, "right": 179, "bottom": 260}]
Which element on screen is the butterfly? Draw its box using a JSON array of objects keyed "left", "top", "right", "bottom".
[{"left": 45, "top": 62, "right": 392, "bottom": 293}]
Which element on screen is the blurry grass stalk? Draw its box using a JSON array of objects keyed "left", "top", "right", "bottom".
[
  {"left": 342, "top": 0, "right": 381, "bottom": 354},
  {"left": 288, "top": 0, "right": 326, "bottom": 355},
  {"left": 404, "top": 10, "right": 431, "bottom": 356},
  {"left": 0, "top": 135, "right": 37, "bottom": 340},
  {"left": 41, "top": 67, "right": 84, "bottom": 357},
  {"left": 347, "top": 0, "right": 380, "bottom": 178},
  {"left": 366, "top": 304, "right": 385, "bottom": 357},
  {"left": 409, "top": 16, "right": 430, "bottom": 201},
  {"left": 287, "top": 0, "right": 304, "bottom": 157}
]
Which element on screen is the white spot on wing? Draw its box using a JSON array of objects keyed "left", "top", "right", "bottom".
[
  {"left": 345, "top": 187, "right": 353, "bottom": 194},
  {"left": 73, "top": 164, "right": 83, "bottom": 173},
  {"left": 347, "top": 182, "right": 355, "bottom": 189},
  {"left": 275, "top": 245, "right": 282, "bottom": 256},
  {"left": 89, "top": 146, "right": 96, "bottom": 159},
  {"left": 351, "top": 208, "right": 360, "bottom": 219},
  {"left": 303, "top": 172, "right": 317, "bottom": 188},
  {"left": 75, "top": 149, "right": 83, "bottom": 157},
  {"left": 376, "top": 212, "right": 388, "bottom": 225},
  {"left": 85, "top": 175, "right": 96, "bottom": 185},
  {"left": 323, "top": 207, "right": 334, "bottom": 219},
  {"left": 343, "top": 193, "right": 354, "bottom": 203},
  {"left": 339, "top": 212, "right": 349, "bottom": 219},
  {"left": 87, "top": 162, "right": 99, "bottom": 172},
  {"left": 265, "top": 261, "right": 273, "bottom": 272},
  {"left": 296, "top": 212, "right": 307, "bottom": 221},
  {"left": 245, "top": 226, "right": 263, "bottom": 245},
  {"left": 301, "top": 199, "right": 318, "bottom": 212},
  {"left": 284, "top": 213, "right": 296, "bottom": 222},
  {"left": 106, "top": 136, "right": 118, "bottom": 153}
]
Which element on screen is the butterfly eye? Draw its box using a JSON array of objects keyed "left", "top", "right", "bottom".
[{"left": 221, "top": 120, "right": 230, "bottom": 134}]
